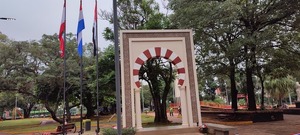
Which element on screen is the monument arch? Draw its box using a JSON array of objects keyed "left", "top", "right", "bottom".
[
  {"left": 132, "top": 47, "right": 186, "bottom": 88},
  {"left": 120, "top": 30, "right": 202, "bottom": 129}
]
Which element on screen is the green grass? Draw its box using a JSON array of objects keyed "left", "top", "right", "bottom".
[
  {"left": 141, "top": 113, "right": 181, "bottom": 127},
  {"left": 0, "top": 118, "right": 41, "bottom": 127},
  {"left": 0, "top": 116, "right": 118, "bottom": 134},
  {"left": 0, "top": 113, "right": 179, "bottom": 134},
  {"left": 0, "top": 118, "right": 59, "bottom": 134},
  {"left": 142, "top": 113, "right": 154, "bottom": 123}
]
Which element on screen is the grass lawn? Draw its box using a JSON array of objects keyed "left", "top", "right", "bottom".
[
  {"left": 0, "top": 112, "right": 182, "bottom": 134},
  {"left": 0, "top": 118, "right": 59, "bottom": 134}
]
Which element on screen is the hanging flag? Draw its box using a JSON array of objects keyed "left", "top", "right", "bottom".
[
  {"left": 59, "top": 1, "right": 66, "bottom": 58},
  {"left": 92, "top": 0, "right": 98, "bottom": 56},
  {"left": 77, "top": 0, "right": 85, "bottom": 57}
]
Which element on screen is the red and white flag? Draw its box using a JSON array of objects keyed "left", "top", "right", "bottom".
[
  {"left": 92, "top": 0, "right": 98, "bottom": 56},
  {"left": 59, "top": 0, "right": 66, "bottom": 58}
]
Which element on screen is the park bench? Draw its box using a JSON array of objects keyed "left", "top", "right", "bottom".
[
  {"left": 50, "top": 123, "right": 76, "bottom": 135},
  {"left": 205, "top": 123, "right": 237, "bottom": 135},
  {"left": 217, "top": 114, "right": 231, "bottom": 120}
]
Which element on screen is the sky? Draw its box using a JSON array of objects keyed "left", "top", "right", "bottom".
[
  {"left": 0, "top": 0, "right": 168, "bottom": 50},
  {"left": 0, "top": 0, "right": 113, "bottom": 49}
]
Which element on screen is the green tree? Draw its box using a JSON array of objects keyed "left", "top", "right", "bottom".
[
  {"left": 102, "top": 0, "right": 173, "bottom": 123},
  {"left": 0, "top": 33, "right": 39, "bottom": 118},
  {"left": 86, "top": 45, "right": 117, "bottom": 115},
  {"left": 140, "top": 84, "right": 152, "bottom": 110},
  {"left": 139, "top": 58, "right": 175, "bottom": 123},
  {"left": 35, "top": 33, "right": 83, "bottom": 123},
  {"left": 169, "top": 0, "right": 300, "bottom": 111},
  {"left": 101, "top": 0, "right": 170, "bottom": 41},
  {"left": 264, "top": 75, "right": 296, "bottom": 106},
  {"left": 237, "top": 0, "right": 300, "bottom": 110},
  {"left": 169, "top": 0, "right": 243, "bottom": 110}
]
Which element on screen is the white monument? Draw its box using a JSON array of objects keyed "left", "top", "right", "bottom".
[{"left": 120, "top": 30, "right": 202, "bottom": 129}]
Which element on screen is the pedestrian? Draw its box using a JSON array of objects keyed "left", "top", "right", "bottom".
[
  {"left": 169, "top": 107, "right": 173, "bottom": 116},
  {"left": 178, "top": 106, "right": 181, "bottom": 115}
]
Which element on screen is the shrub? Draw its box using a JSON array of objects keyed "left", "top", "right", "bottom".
[
  {"left": 214, "top": 96, "right": 225, "bottom": 104},
  {"left": 102, "top": 127, "right": 136, "bottom": 135}
]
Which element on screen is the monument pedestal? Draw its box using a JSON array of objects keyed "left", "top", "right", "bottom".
[{"left": 295, "top": 101, "right": 300, "bottom": 108}]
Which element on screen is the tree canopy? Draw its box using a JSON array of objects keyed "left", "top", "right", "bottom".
[{"left": 169, "top": 0, "right": 300, "bottom": 110}]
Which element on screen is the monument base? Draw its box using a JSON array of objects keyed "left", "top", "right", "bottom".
[{"left": 296, "top": 101, "right": 300, "bottom": 108}]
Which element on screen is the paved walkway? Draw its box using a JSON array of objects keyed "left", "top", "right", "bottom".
[
  {"left": 234, "top": 114, "right": 300, "bottom": 135},
  {"left": 148, "top": 112, "right": 300, "bottom": 135},
  {"left": 1, "top": 113, "right": 299, "bottom": 135}
]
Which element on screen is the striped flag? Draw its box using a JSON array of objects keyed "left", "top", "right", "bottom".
[
  {"left": 77, "top": 0, "right": 85, "bottom": 57},
  {"left": 59, "top": 0, "right": 66, "bottom": 58},
  {"left": 92, "top": 0, "right": 98, "bottom": 56}
]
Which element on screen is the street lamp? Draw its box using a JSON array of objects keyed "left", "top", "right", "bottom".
[
  {"left": 0, "top": 17, "right": 16, "bottom": 20},
  {"left": 112, "top": 0, "right": 122, "bottom": 134},
  {"left": 15, "top": 95, "right": 17, "bottom": 120}
]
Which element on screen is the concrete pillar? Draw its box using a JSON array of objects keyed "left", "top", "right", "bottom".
[
  {"left": 179, "top": 85, "right": 188, "bottom": 126},
  {"left": 185, "top": 86, "right": 194, "bottom": 127},
  {"left": 135, "top": 88, "right": 142, "bottom": 129}
]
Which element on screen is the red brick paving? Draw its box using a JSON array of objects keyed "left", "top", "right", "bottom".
[{"left": 165, "top": 112, "right": 300, "bottom": 135}]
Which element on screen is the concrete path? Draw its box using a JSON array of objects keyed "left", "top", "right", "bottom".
[
  {"left": 148, "top": 112, "right": 300, "bottom": 135},
  {"left": 1, "top": 113, "right": 299, "bottom": 135}
]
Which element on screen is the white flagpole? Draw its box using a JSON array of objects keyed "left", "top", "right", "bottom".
[{"left": 62, "top": 0, "right": 67, "bottom": 134}]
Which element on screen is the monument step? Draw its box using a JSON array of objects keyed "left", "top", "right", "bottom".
[{"left": 136, "top": 125, "right": 202, "bottom": 135}]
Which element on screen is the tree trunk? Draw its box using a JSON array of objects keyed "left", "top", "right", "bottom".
[
  {"left": 244, "top": 44, "right": 257, "bottom": 111},
  {"left": 65, "top": 97, "right": 71, "bottom": 122},
  {"left": 84, "top": 92, "right": 94, "bottom": 118},
  {"left": 44, "top": 102, "right": 63, "bottom": 124},
  {"left": 278, "top": 97, "right": 282, "bottom": 106},
  {"left": 23, "top": 103, "right": 34, "bottom": 118},
  {"left": 153, "top": 98, "right": 160, "bottom": 123},
  {"left": 258, "top": 72, "right": 265, "bottom": 109},
  {"left": 246, "top": 65, "right": 257, "bottom": 110},
  {"left": 150, "top": 99, "right": 153, "bottom": 111},
  {"left": 153, "top": 97, "right": 168, "bottom": 123},
  {"left": 229, "top": 61, "right": 238, "bottom": 111},
  {"left": 141, "top": 59, "right": 173, "bottom": 124},
  {"left": 246, "top": 67, "right": 256, "bottom": 111}
]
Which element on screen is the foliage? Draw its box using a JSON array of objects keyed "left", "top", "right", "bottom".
[
  {"left": 102, "top": 127, "right": 136, "bottom": 135},
  {"left": 101, "top": 0, "right": 170, "bottom": 41},
  {"left": 169, "top": 0, "right": 300, "bottom": 110},
  {"left": 214, "top": 96, "right": 226, "bottom": 104},
  {"left": 264, "top": 75, "right": 296, "bottom": 105},
  {"left": 238, "top": 98, "right": 246, "bottom": 106},
  {"left": 101, "top": 0, "right": 174, "bottom": 123},
  {"left": 139, "top": 58, "right": 175, "bottom": 123},
  {"left": 140, "top": 84, "right": 152, "bottom": 109},
  {"left": 0, "top": 33, "right": 40, "bottom": 117},
  {"left": 86, "top": 44, "right": 117, "bottom": 114}
]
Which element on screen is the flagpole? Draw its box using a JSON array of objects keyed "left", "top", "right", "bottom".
[
  {"left": 78, "top": 0, "right": 84, "bottom": 134},
  {"left": 62, "top": 0, "right": 67, "bottom": 134},
  {"left": 94, "top": 0, "right": 100, "bottom": 134},
  {"left": 80, "top": 55, "right": 83, "bottom": 135},
  {"left": 113, "top": 0, "right": 122, "bottom": 134}
]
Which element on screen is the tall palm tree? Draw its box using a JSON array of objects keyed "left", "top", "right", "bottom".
[{"left": 264, "top": 75, "right": 295, "bottom": 106}]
